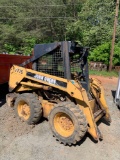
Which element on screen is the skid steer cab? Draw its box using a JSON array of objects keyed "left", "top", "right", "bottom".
[{"left": 6, "top": 41, "right": 111, "bottom": 146}]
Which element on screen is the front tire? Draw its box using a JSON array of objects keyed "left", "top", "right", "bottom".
[
  {"left": 14, "top": 93, "right": 42, "bottom": 124},
  {"left": 49, "top": 102, "right": 87, "bottom": 145}
]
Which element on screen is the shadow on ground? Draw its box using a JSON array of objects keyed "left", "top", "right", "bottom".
[
  {"left": 111, "top": 90, "right": 116, "bottom": 100},
  {"left": 0, "top": 98, "right": 6, "bottom": 107}
]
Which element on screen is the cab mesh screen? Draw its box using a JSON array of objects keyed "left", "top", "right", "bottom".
[{"left": 37, "top": 48, "right": 64, "bottom": 78}]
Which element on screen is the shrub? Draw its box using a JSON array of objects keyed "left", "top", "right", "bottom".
[{"left": 89, "top": 42, "right": 120, "bottom": 66}]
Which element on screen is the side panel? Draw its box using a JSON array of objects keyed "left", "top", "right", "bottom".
[{"left": 9, "top": 65, "right": 26, "bottom": 91}]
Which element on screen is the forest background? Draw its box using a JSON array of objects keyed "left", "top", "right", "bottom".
[{"left": 0, "top": 0, "right": 120, "bottom": 66}]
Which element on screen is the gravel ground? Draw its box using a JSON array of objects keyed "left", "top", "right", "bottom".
[{"left": 0, "top": 76, "right": 120, "bottom": 160}]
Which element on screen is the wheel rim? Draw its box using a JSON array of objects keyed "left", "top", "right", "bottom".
[
  {"left": 54, "top": 112, "right": 74, "bottom": 137},
  {"left": 17, "top": 100, "right": 30, "bottom": 120}
]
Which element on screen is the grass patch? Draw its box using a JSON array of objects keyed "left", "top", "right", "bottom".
[{"left": 89, "top": 70, "right": 119, "bottom": 77}]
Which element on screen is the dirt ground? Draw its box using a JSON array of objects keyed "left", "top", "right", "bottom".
[{"left": 0, "top": 75, "right": 120, "bottom": 160}]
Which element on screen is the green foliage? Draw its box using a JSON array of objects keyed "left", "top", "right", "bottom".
[
  {"left": 66, "top": 0, "right": 116, "bottom": 47},
  {"left": 89, "top": 42, "right": 120, "bottom": 66},
  {"left": 66, "top": 21, "right": 83, "bottom": 43},
  {"left": 4, "top": 43, "right": 16, "bottom": 54},
  {"left": 113, "top": 43, "right": 120, "bottom": 65},
  {"left": 0, "top": 0, "right": 83, "bottom": 55},
  {"left": 89, "top": 42, "right": 111, "bottom": 65},
  {"left": 0, "top": 0, "right": 120, "bottom": 67},
  {"left": 20, "top": 38, "right": 37, "bottom": 55}
]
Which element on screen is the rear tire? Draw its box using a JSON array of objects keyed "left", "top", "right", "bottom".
[
  {"left": 14, "top": 93, "right": 42, "bottom": 124},
  {"left": 49, "top": 102, "right": 87, "bottom": 145}
]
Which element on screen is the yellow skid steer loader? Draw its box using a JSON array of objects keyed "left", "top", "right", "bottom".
[{"left": 6, "top": 41, "right": 111, "bottom": 145}]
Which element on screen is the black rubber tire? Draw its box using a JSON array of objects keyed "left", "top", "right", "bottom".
[
  {"left": 49, "top": 102, "right": 88, "bottom": 145},
  {"left": 14, "top": 93, "right": 42, "bottom": 125}
]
